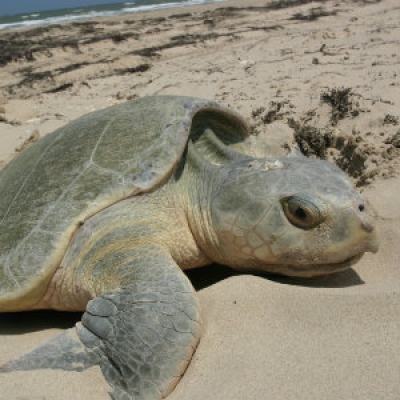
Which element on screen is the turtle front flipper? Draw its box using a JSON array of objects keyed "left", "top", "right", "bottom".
[{"left": 1, "top": 255, "right": 201, "bottom": 400}]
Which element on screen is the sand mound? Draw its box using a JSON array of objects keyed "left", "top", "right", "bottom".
[{"left": 251, "top": 87, "right": 400, "bottom": 187}]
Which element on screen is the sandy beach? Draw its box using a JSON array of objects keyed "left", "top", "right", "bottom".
[{"left": 0, "top": 0, "right": 399, "bottom": 399}]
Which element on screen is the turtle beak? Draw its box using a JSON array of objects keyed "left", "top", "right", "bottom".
[{"left": 364, "top": 229, "right": 379, "bottom": 254}]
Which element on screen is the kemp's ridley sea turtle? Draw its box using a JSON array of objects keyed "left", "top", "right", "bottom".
[{"left": 0, "top": 96, "right": 378, "bottom": 399}]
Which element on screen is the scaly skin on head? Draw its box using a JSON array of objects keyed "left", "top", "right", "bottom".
[{"left": 179, "top": 145, "right": 379, "bottom": 277}]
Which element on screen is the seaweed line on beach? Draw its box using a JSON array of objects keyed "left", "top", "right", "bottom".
[
  {"left": 1, "top": 21, "right": 284, "bottom": 96},
  {"left": 1, "top": 0, "right": 373, "bottom": 98},
  {"left": 0, "top": 0, "right": 344, "bottom": 68}
]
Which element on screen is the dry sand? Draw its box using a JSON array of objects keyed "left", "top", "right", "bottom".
[{"left": 0, "top": 0, "right": 399, "bottom": 398}]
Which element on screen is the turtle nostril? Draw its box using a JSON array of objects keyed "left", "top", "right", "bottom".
[{"left": 358, "top": 204, "right": 365, "bottom": 212}]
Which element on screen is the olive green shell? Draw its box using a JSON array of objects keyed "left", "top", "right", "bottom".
[{"left": 0, "top": 96, "right": 249, "bottom": 309}]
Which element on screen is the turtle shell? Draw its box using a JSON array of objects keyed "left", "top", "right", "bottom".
[{"left": 0, "top": 96, "right": 250, "bottom": 310}]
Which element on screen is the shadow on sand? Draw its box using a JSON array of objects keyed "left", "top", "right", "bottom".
[{"left": 0, "top": 264, "right": 363, "bottom": 336}]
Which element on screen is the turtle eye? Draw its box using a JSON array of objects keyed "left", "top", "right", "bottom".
[{"left": 280, "top": 195, "right": 326, "bottom": 230}]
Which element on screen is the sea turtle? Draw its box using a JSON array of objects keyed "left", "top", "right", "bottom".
[{"left": 0, "top": 96, "right": 378, "bottom": 399}]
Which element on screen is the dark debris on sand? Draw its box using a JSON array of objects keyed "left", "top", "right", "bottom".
[
  {"left": 321, "top": 87, "right": 362, "bottom": 125},
  {"left": 0, "top": 0, "right": 346, "bottom": 97},
  {"left": 251, "top": 88, "right": 399, "bottom": 187}
]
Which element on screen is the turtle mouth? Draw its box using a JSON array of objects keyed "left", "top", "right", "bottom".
[
  {"left": 241, "top": 252, "right": 365, "bottom": 278},
  {"left": 280, "top": 253, "right": 365, "bottom": 277}
]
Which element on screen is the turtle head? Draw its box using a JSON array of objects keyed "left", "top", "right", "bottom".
[{"left": 209, "top": 156, "right": 379, "bottom": 277}]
